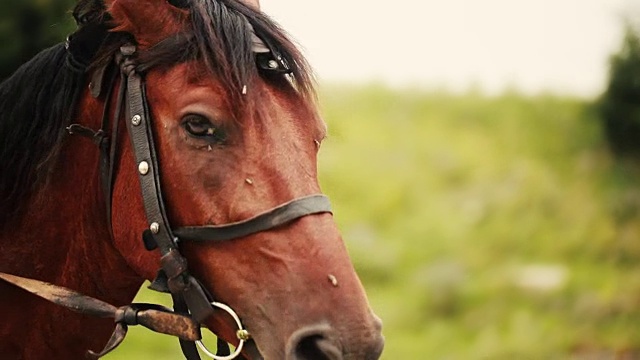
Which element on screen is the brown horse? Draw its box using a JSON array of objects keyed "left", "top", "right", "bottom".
[{"left": 0, "top": 0, "right": 383, "bottom": 359}]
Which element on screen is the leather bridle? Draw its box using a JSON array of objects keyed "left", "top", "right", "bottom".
[{"left": 0, "top": 42, "right": 332, "bottom": 359}]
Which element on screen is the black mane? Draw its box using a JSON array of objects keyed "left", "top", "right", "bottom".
[
  {"left": 188, "top": 0, "right": 315, "bottom": 101},
  {"left": 0, "top": 44, "right": 85, "bottom": 228},
  {"left": 0, "top": 0, "right": 315, "bottom": 228}
]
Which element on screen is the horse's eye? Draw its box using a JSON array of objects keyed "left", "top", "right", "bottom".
[{"left": 182, "top": 115, "right": 225, "bottom": 143}]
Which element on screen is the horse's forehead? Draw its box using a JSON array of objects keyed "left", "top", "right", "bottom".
[{"left": 107, "top": 0, "right": 189, "bottom": 48}]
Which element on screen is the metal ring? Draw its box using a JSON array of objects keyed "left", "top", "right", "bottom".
[{"left": 196, "top": 302, "right": 248, "bottom": 360}]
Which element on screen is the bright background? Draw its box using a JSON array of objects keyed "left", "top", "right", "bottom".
[
  {"left": 263, "top": 0, "right": 630, "bottom": 97},
  {"left": 2, "top": 0, "right": 640, "bottom": 359},
  {"left": 115, "top": 1, "right": 640, "bottom": 358}
]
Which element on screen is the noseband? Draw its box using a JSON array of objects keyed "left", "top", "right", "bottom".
[{"left": 0, "top": 43, "right": 331, "bottom": 360}]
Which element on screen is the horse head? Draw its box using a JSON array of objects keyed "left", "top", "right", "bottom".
[{"left": 56, "top": 0, "right": 384, "bottom": 358}]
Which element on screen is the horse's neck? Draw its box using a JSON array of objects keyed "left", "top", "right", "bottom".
[
  {"left": 0, "top": 119, "right": 144, "bottom": 359},
  {"left": 2, "top": 120, "right": 143, "bottom": 295}
]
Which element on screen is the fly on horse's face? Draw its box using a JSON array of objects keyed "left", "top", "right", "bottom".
[{"left": 0, "top": 0, "right": 383, "bottom": 359}]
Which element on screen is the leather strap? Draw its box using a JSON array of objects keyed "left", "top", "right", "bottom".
[
  {"left": 174, "top": 194, "right": 332, "bottom": 242},
  {"left": 120, "top": 45, "right": 215, "bottom": 325},
  {"left": 123, "top": 55, "right": 177, "bottom": 255},
  {"left": 0, "top": 273, "right": 201, "bottom": 358},
  {"left": 100, "top": 68, "right": 123, "bottom": 231},
  {"left": 172, "top": 293, "right": 202, "bottom": 360}
]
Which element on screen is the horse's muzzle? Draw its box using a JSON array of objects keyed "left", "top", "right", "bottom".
[{"left": 285, "top": 320, "right": 384, "bottom": 360}]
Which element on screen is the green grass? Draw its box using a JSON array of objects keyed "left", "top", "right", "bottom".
[{"left": 108, "top": 85, "right": 640, "bottom": 359}]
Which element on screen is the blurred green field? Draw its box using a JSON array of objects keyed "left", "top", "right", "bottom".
[{"left": 108, "top": 85, "right": 640, "bottom": 359}]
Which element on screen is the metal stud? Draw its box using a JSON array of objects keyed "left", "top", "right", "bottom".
[
  {"left": 138, "top": 161, "right": 150, "bottom": 175},
  {"left": 150, "top": 222, "right": 160, "bottom": 234},
  {"left": 236, "top": 329, "right": 251, "bottom": 341},
  {"left": 267, "top": 60, "right": 278, "bottom": 69},
  {"left": 132, "top": 115, "right": 142, "bottom": 126}
]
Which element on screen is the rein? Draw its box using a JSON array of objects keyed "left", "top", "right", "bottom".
[{"left": 0, "top": 43, "right": 331, "bottom": 360}]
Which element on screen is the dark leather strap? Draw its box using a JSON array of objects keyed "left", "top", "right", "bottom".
[
  {"left": 0, "top": 273, "right": 201, "bottom": 358},
  {"left": 101, "top": 68, "right": 123, "bottom": 231},
  {"left": 172, "top": 293, "right": 202, "bottom": 360},
  {"left": 120, "top": 46, "right": 215, "bottom": 325},
  {"left": 123, "top": 58, "right": 177, "bottom": 255},
  {"left": 174, "top": 195, "right": 332, "bottom": 242}
]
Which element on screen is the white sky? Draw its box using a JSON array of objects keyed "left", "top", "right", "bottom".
[{"left": 262, "top": 0, "right": 634, "bottom": 97}]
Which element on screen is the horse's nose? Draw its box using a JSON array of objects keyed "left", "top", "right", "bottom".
[
  {"left": 287, "top": 324, "right": 342, "bottom": 360},
  {"left": 286, "top": 323, "right": 384, "bottom": 360}
]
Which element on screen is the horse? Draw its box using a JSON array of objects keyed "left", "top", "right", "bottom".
[{"left": 0, "top": 0, "right": 384, "bottom": 359}]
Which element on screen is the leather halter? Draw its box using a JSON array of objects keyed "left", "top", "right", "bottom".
[
  {"left": 106, "top": 43, "right": 330, "bottom": 357},
  {"left": 0, "top": 43, "right": 331, "bottom": 359}
]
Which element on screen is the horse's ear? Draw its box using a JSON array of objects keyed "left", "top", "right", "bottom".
[{"left": 105, "top": 0, "right": 189, "bottom": 48}]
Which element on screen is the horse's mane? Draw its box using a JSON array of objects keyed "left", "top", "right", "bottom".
[
  {"left": 189, "top": 0, "right": 315, "bottom": 101},
  {"left": 0, "top": 44, "right": 86, "bottom": 228},
  {"left": 0, "top": 0, "right": 315, "bottom": 229}
]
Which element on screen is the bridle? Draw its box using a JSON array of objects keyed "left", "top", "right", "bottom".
[{"left": 0, "top": 41, "right": 332, "bottom": 359}]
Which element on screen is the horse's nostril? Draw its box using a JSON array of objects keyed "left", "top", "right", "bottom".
[
  {"left": 287, "top": 322, "right": 384, "bottom": 360},
  {"left": 295, "top": 334, "right": 342, "bottom": 360},
  {"left": 368, "top": 333, "right": 385, "bottom": 360},
  {"left": 288, "top": 325, "right": 342, "bottom": 360}
]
